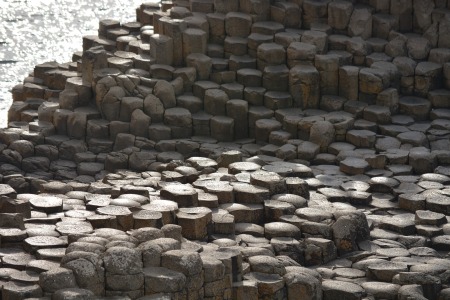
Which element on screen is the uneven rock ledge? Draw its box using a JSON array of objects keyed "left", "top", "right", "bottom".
[{"left": 2, "top": 0, "right": 450, "bottom": 299}]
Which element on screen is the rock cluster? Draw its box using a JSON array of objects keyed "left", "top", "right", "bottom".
[
  {"left": 1, "top": 156, "right": 450, "bottom": 299},
  {"left": 1, "top": 0, "right": 450, "bottom": 299}
]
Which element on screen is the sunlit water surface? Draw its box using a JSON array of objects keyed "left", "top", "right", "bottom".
[{"left": 0, "top": 0, "right": 144, "bottom": 128}]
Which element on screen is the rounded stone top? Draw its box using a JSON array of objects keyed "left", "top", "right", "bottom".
[
  {"left": 375, "top": 247, "right": 410, "bottom": 258},
  {"left": 229, "top": 162, "right": 261, "bottom": 174},
  {"left": 117, "top": 193, "right": 149, "bottom": 204},
  {"left": 341, "top": 180, "right": 370, "bottom": 192},
  {"left": 232, "top": 182, "right": 269, "bottom": 194},
  {"left": 370, "top": 176, "right": 400, "bottom": 187},
  {"left": 187, "top": 157, "right": 218, "bottom": 170},
  {"left": 264, "top": 221, "right": 301, "bottom": 239},
  {"left": 161, "top": 249, "right": 203, "bottom": 276},
  {"left": 142, "top": 199, "right": 179, "bottom": 212},
  {"left": 261, "top": 165, "right": 293, "bottom": 176},
  {"left": 103, "top": 246, "right": 143, "bottom": 275},
  {"left": 25, "top": 236, "right": 67, "bottom": 248},
  {"left": 96, "top": 205, "right": 132, "bottom": 216},
  {"left": 250, "top": 170, "right": 283, "bottom": 186},
  {"left": 295, "top": 207, "right": 334, "bottom": 222},
  {"left": 93, "top": 228, "right": 129, "bottom": 238},
  {"left": 322, "top": 279, "right": 365, "bottom": 296},
  {"left": 248, "top": 255, "right": 286, "bottom": 276},
  {"left": 56, "top": 221, "right": 94, "bottom": 235},
  {"left": 178, "top": 206, "right": 212, "bottom": 215},
  {"left": 235, "top": 222, "right": 265, "bottom": 236},
  {"left": 200, "top": 180, "right": 233, "bottom": 193},
  {"left": 161, "top": 183, "right": 197, "bottom": 195},
  {"left": 334, "top": 267, "right": 366, "bottom": 279},
  {"left": 252, "top": 21, "right": 285, "bottom": 35},
  {"left": 257, "top": 42, "right": 285, "bottom": 53},
  {"left": 29, "top": 196, "right": 63, "bottom": 210}
]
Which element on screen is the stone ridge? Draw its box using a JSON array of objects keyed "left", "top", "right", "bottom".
[{"left": 0, "top": 0, "right": 450, "bottom": 299}]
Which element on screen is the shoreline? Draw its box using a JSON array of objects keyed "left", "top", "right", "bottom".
[{"left": 0, "top": 0, "right": 143, "bottom": 128}]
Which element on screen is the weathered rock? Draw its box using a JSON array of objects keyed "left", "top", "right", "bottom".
[
  {"left": 161, "top": 250, "right": 203, "bottom": 276},
  {"left": 61, "top": 251, "right": 105, "bottom": 296},
  {"left": 309, "top": 121, "right": 335, "bottom": 152},
  {"left": 176, "top": 207, "right": 212, "bottom": 240},
  {"left": 143, "top": 266, "right": 186, "bottom": 294},
  {"left": 332, "top": 211, "right": 370, "bottom": 254},
  {"left": 39, "top": 267, "right": 77, "bottom": 293},
  {"left": 284, "top": 270, "right": 322, "bottom": 300},
  {"left": 322, "top": 280, "right": 365, "bottom": 300}
]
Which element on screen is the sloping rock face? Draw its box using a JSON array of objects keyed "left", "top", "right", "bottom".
[{"left": 1, "top": 0, "right": 450, "bottom": 299}]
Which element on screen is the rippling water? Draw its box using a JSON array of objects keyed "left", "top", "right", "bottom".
[{"left": 0, "top": 0, "right": 145, "bottom": 128}]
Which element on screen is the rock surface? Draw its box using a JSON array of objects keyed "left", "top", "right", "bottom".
[{"left": 1, "top": 1, "right": 450, "bottom": 299}]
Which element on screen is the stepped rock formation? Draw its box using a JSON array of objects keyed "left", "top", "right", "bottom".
[{"left": 1, "top": 0, "right": 450, "bottom": 299}]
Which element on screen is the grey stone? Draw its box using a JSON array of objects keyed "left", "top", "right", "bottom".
[
  {"left": 39, "top": 267, "right": 77, "bottom": 293},
  {"left": 322, "top": 279, "right": 365, "bottom": 300}
]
